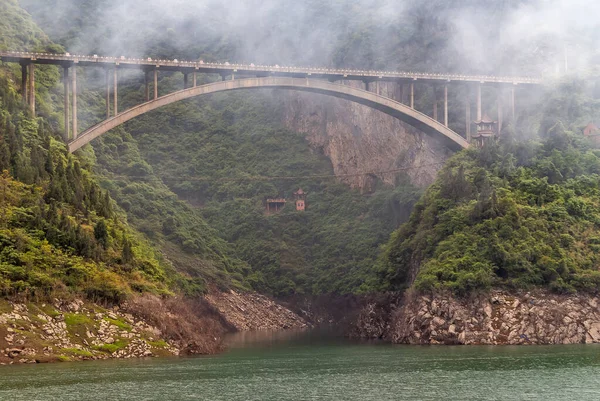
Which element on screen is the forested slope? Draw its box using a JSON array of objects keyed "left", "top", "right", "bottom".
[
  {"left": 379, "top": 79, "right": 600, "bottom": 295},
  {"left": 0, "top": 0, "right": 242, "bottom": 301}
]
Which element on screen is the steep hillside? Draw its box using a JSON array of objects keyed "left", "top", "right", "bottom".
[
  {"left": 104, "top": 90, "right": 422, "bottom": 296},
  {"left": 378, "top": 78, "right": 600, "bottom": 295},
  {"left": 0, "top": 5, "right": 180, "bottom": 302},
  {"left": 17, "top": 0, "right": 427, "bottom": 297}
]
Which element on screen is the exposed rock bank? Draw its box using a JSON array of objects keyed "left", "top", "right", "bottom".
[
  {"left": 0, "top": 299, "right": 180, "bottom": 365},
  {"left": 354, "top": 290, "right": 600, "bottom": 345},
  {"left": 205, "top": 290, "right": 308, "bottom": 331},
  {"left": 0, "top": 291, "right": 307, "bottom": 365}
]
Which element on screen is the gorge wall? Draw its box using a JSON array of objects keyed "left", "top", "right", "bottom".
[{"left": 280, "top": 81, "right": 452, "bottom": 191}]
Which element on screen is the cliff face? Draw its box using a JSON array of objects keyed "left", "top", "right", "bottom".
[
  {"left": 354, "top": 290, "right": 600, "bottom": 345},
  {"left": 281, "top": 81, "right": 452, "bottom": 190}
]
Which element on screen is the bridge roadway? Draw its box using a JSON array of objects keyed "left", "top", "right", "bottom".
[{"left": 0, "top": 51, "right": 541, "bottom": 86}]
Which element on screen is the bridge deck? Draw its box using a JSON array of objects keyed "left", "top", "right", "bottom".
[{"left": 0, "top": 51, "right": 541, "bottom": 85}]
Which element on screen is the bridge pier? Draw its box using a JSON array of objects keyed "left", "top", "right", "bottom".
[
  {"left": 184, "top": 73, "right": 189, "bottom": 89},
  {"left": 28, "top": 63, "right": 35, "bottom": 115},
  {"left": 410, "top": 82, "right": 415, "bottom": 108},
  {"left": 113, "top": 68, "right": 118, "bottom": 116},
  {"left": 154, "top": 69, "right": 158, "bottom": 100},
  {"left": 105, "top": 69, "right": 111, "bottom": 119},
  {"left": 466, "top": 89, "right": 471, "bottom": 142},
  {"left": 476, "top": 83, "right": 482, "bottom": 121},
  {"left": 62, "top": 67, "right": 70, "bottom": 140},
  {"left": 444, "top": 85, "right": 448, "bottom": 127},
  {"left": 433, "top": 86, "right": 438, "bottom": 121},
  {"left": 498, "top": 89, "right": 503, "bottom": 134},
  {"left": 510, "top": 86, "right": 515, "bottom": 122},
  {"left": 72, "top": 65, "right": 77, "bottom": 138},
  {"left": 193, "top": 71, "right": 197, "bottom": 87},
  {"left": 20, "top": 63, "right": 28, "bottom": 104},
  {"left": 145, "top": 71, "right": 150, "bottom": 101}
]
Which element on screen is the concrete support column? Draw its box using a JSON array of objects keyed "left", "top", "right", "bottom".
[
  {"left": 510, "top": 86, "right": 516, "bottom": 122},
  {"left": 410, "top": 82, "right": 415, "bottom": 108},
  {"left": 375, "top": 81, "right": 380, "bottom": 95},
  {"left": 444, "top": 85, "right": 448, "bottom": 127},
  {"left": 145, "top": 71, "right": 150, "bottom": 101},
  {"left": 193, "top": 71, "right": 197, "bottom": 87},
  {"left": 184, "top": 73, "right": 189, "bottom": 89},
  {"left": 476, "top": 83, "right": 482, "bottom": 121},
  {"left": 433, "top": 86, "right": 438, "bottom": 121},
  {"left": 105, "top": 69, "right": 110, "bottom": 119},
  {"left": 71, "top": 66, "right": 77, "bottom": 138},
  {"left": 154, "top": 69, "right": 158, "bottom": 100},
  {"left": 498, "top": 89, "right": 503, "bottom": 134},
  {"left": 63, "top": 66, "right": 70, "bottom": 141},
  {"left": 365, "top": 81, "right": 370, "bottom": 92},
  {"left": 113, "top": 68, "right": 118, "bottom": 116},
  {"left": 28, "top": 64, "right": 35, "bottom": 115},
  {"left": 398, "top": 83, "right": 404, "bottom": 104},
  {"left": 466, "top": 88, "right": 471, "bottom": 142},
  {"left": 21, "top": 64, "right": 28, "bottom": 104}
]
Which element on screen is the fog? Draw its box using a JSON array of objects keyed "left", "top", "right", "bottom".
[{"left": 20, "top": 0, "right": 600, "bottom": 75}]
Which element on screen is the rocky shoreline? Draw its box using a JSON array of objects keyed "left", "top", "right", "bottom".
[
  {"left": 354, "top": 290, "right": 600, "bottom": 345},
  {"left": 0, "top": 299, "right": 179, "bottom": 365},
  {"left": 0, "top": 290, "right": 308, "bottom": 365}
]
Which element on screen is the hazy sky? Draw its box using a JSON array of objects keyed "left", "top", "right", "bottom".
[{"left": 21, "top": 0, "right": 600, "bottom": 75}]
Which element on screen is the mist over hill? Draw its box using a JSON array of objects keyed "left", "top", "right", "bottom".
[{"left": 19, "top": 0, "right": 600, "bottom": 75}]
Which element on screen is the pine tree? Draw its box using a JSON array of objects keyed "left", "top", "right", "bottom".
[{"left": 94, "top": 220, "right": 109, "bottom": 249}]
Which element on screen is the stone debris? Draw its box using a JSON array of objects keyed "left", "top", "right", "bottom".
[
  {"left": 205, "top": 290, "right": 308, "bottom": 331},
  {"left": 0, "top": 300, "right": 180, "bottom": 364},
  {"left": 355, "top": 290, "right": 600, "bottom": 345}
]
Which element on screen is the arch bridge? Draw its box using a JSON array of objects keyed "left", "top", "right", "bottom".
[{"left": 0, "top": 51, "right": 542, "bottom": 152}]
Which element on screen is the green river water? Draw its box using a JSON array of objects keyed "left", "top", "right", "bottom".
[{"left": 1, "top": 330, "right": 600, "bottom": 400}]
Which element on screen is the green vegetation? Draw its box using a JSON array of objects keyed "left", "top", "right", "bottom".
[
  {"left": 62, "top": 348, "right": 94, "bottom": 358},
  {"left": 379, "top": 79, "right": 600, "bottom": 295},
  {"left": 147, "top": 339, "right": 168, "bottom": 348},
  {"left": 0, "top": 2, "right": 185, "bottom": 303},
  {"left": 104, "top": 317, "right": 131, "bottom": 331},
  {"left": 64, "top": 313, "right": 93, "bottom": 326},
  {"left": 91, "top": 90, "right": 421, "bottom": 296},
  {"left": 93, "top": 339, "right": 128, "bottom": 354}
]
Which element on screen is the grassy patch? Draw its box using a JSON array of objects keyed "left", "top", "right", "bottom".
[
  {"left": 39, "top": 305, "right": 62, "bottom": 318},
  {"left": 64, "top": 313, "right": 94, "bottom": 326},
  {"left": 0, "top": 301, "right": 13, "bottom": 314},
  {"left": 93, "top": 339, "right": 128, "bottom": 354},
  {"left": 147, "top": 340, "right": 168, "bottom": 348},
  {"left": 62, "top": 348, "right": 94, "bottom": 358},
  {"left": 104, "top": 318, "right": 132, "bottom": 331},
  {"left": 56, "top": 355, "right": 72, "bottom": 362}
]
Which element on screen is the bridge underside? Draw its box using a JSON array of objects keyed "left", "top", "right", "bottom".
[{"left": 68, "top": 77, "right": 469, "bottom": 153}]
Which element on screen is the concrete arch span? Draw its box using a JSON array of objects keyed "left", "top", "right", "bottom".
[{"left": 68, "top": 77, "right": 469, "bottom": 153}]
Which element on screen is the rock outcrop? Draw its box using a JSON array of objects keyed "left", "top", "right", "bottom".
[
  {"left": 280, "top": 82, "right": 451, "bottom": 191},
  {"left": 354, "top": 290, "right": 600, "bottom": 345}
]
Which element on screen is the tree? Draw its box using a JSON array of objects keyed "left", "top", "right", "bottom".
[{"left": 94, "top": 220, "right": 109, "bottom": 249}]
